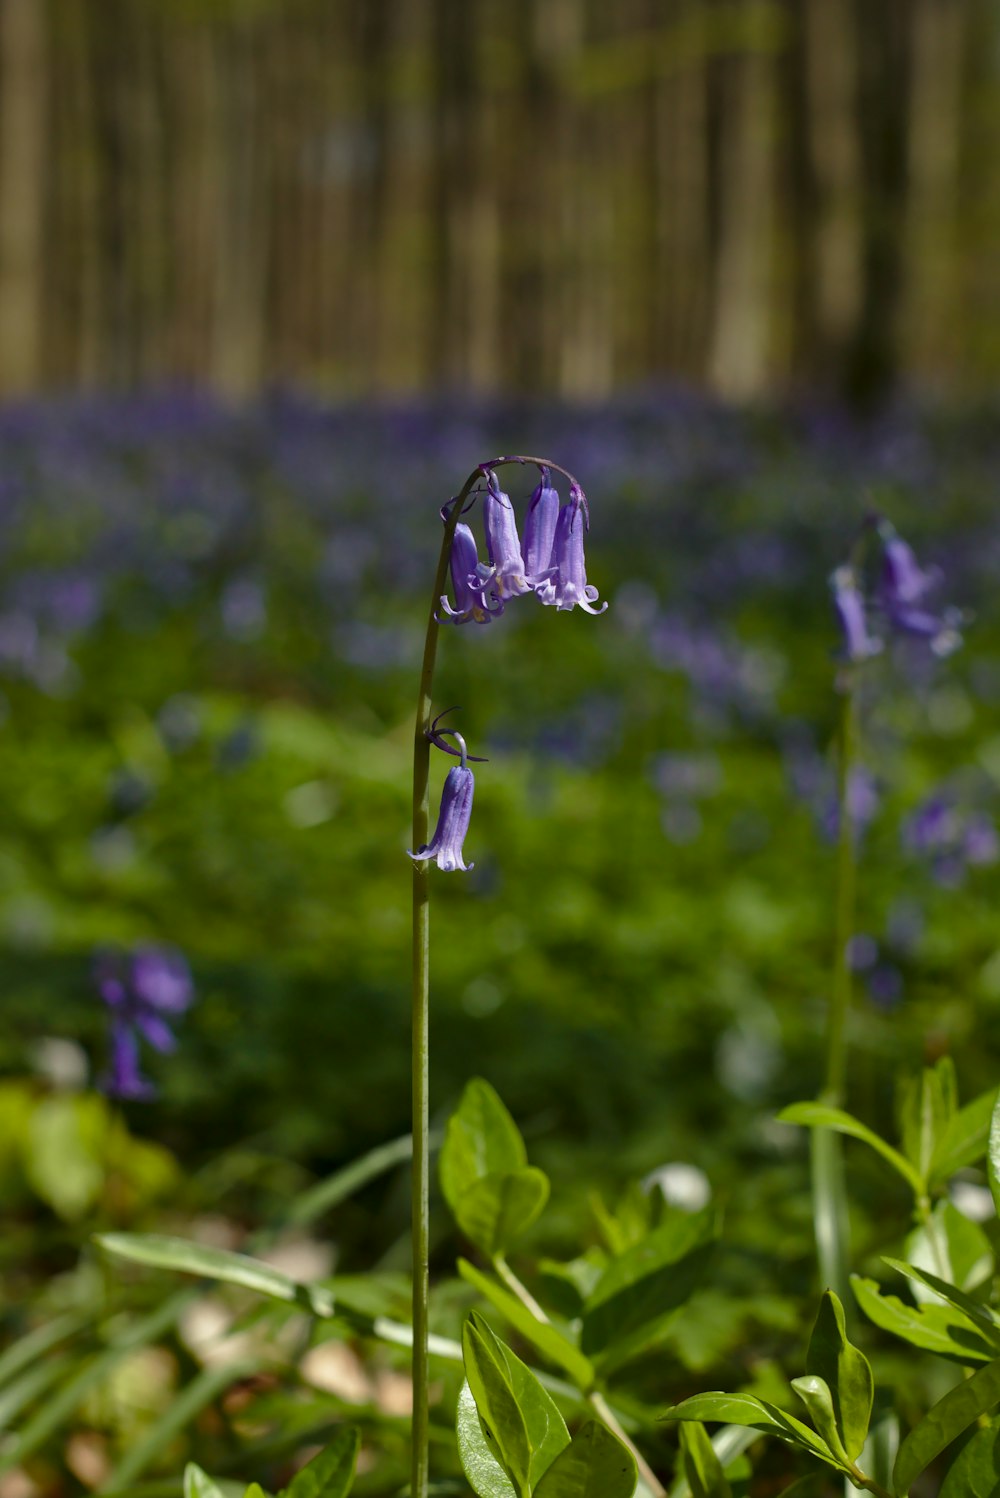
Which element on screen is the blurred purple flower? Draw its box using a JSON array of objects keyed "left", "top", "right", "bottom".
[
  {"left": 868, "top": 964, "right": 904, "bottom": 1010},
  {"left": 408, "top": 764, "right": 475, "bottom": 872},
  {"left": 97, "top": 945, "right": 194, "bottom": 1099},
  {"left": 964, "top": 814, "right": 999, "bottom": 866},
  {"left": 878, "top": 528, "right": 962, "bottom": 657},
  {"left": 831, "top": 566, "right": 881, "bottom": 664},
  {"left": 823, "top": 766, "right": 880, "bottom": 841}
]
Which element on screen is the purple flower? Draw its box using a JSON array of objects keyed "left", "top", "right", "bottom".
[
  {"left": 483, "top": 475, "right": 530, "bottom": 602},
  {"left": 438, "top": 523, "right": 501, "bottom": 625},
  {"left": 878, "top": 528, "right": 962, "bottom": 656},
  {"left": 105, "top": 1022, "right": 155, "bottom": 1100},
  {"left": 964, "top": 814, "right": 999, "bottom": 867},
  {"left": 96, "top": 945, "right": 194, "bottom": 1099},
  {"left": 522, "top": 469, "right": 560, "bottom": 584},
  {"left": 408, "top": 765, "right": 475, "bottom": 872},
  {"left": 534, "top": 485, "right": 607, "bottom": 615},
  {"left": 831, "top": 566, "right": 881, "bottom": 664}
]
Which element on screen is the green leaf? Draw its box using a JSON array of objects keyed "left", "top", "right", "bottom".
[
  {"left": 282, "top": 1425, "right": 360, "bottom": 1497},
  {"left": 455, "top": 1168, "right": 551, "bottom": 1256},
  {"left": 894, "top": 1358, "right": 1000, "bottom": 1496},
  {"left": 882, "top": 1259, "right": 1000, "bottom": 1348},
  {"left": 184, "top": 1463, "right": 226, "bottom": 1498},
  {"left": 852, "top": 1274, "right": 996, "bottom": 1365},
  {"left": 532, "top": 1419, "right": 637, "bottom": 1498},
  {"left": 104, "top": 1361, "right": 258, "bottom": 1490},
  {"left": 659, "top": 1392, "right": 840, "bottom": 1467},
  {"left": 581, "top": 1209, "right": 716, "bottom": 1365},
  {"left": 899, "top": 1060, "right": 957, "bottom": 1183},
  {"left": 777, "top": 1104, "right": 924, "bottom": 1195},
  {"left": 930, "top": 1087, "right": 999, "bottom": 1186},
  {"left": 463, "top": 1313, "right": 570, "bottom": 1495},
  {"left": 904, "top": 1201, "right": 994, "bottom": 1304},
  {"left": 95, "top": 1232, "right": 334, "bottom": 1317},
  {"left": 440, "top": 1080, "right": 527, "bottom": 1215},
  {"left": 27, "top": 1094, "right": 106, "bottom": 1220},
  {"left": 244, "top": 1488, "right": 268, "bottom": 1498},
  {"left": 988, "top": 1092, "right": 1000, "bottom": 1221},
  {"left": 938, "top": 1413, "right": 1000, "bottom": 1497},
  {"left": 457, "top": 1379, "right": 518, "bottom": 1498},
  {"left": 789, "top": 1375, "right": 850, "bottom": 1469},
  {"left": 457, "top": 1259, "right": 594, "bottom": 1389},
  {"left": 805, "top": 1290, "right": 873, "bottom": 1461},
  {"left": 285, "top": 1133, "right": 416, "bottom": 1228},
  {"left": 677, "top": 1422, "right": 732, "bottom": 1498}
]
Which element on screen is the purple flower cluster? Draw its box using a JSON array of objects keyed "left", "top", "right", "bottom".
[
  {"left": 831, "top": 521, "right": 962, "bottom": 667},
  {"left": 96, "top": 945, "right": 194, "bottom": 1099},
  {"left": 903, "top": 795, "right": 998, "bottom": 887},
  {"left": 438, "top": 468, "right": 606, "bottom": 625}
]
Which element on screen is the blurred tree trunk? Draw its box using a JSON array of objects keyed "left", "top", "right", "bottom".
[{"left": 0, "top": 0, "right": 48, "bottom": 392}]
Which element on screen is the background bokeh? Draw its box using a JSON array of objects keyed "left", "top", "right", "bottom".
[{"left": 2, "top": 2, "right": 1000, "bottom": 1492}]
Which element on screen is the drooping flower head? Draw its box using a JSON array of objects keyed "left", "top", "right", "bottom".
[
  {"left": 96, "top": 944, "right": 194, "bottom": 1098},
  {"left": 534, "top": 483, "right": 607, "bottom": 614},
  {"left": 830, "top": 566, "right": 881, "bottom": 664},
  {"left": 408, "top": 763, "right": 475, "bottom": 872},
  {"left": 522, "top": 468, "right": 561, "bottom": 584},
  {"left": 483, "top": 473, "right": 531, "bottom": 602},
  {"left": 877, "top": 525, "right": 962, "bottom": 656},
  {"left": 438, "top": 523, "right": 501, "bottom": 625}
]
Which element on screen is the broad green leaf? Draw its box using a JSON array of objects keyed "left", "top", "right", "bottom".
[
  {"left": 777, "top": 1104, "right": 923, "bottom": 1195},
  {"left": 457, "top": 1259, "right": 594, "bottom": 1389},
  {"left": 440, "top": 1080, "right": 527, "bottom": 1216},
  {"left": 185, "top": 1466, "right": 226, "bottom": 1498},
  {"left": 667, "top": 1426, "right": 759, "bottom": 1498},
  {"left": 989, "top": 1092, "right": 1000, "bottom": 1221},
  {"left": 904, "top": 1201, "right": 993, "bottom": 1304},
  {"left": 677, "top": 1421, "right": 732, "bottom": 1498},
  {"left": 883, "top": 1259, "right": 1000, "bottom": 1348},
  {"left": 805, "top": 1290, "right": 873, "bottom": 1461},
  {"left": 659, "top": 1391, "right": 840, "bottom": 1467},
  {"left": 282, "top": 1425, "right": 359, "bottom": 1497},
  {"left": 104, "top": 1360, "right": 257, "bottom": 1490},
  {"left": 244, "top": 1488, "right": 268, "bottom": 1498},
  {"left": 582, "top": 1209, "right": 716, "bottom": 1364},
  {"left": 455, "top": 1168, "right": 551, "bottom": 1256},
  {"left": 852, "top": 1275, "right": 995, "bottom": 1365},
  {"left": 930, "top": 1087, "right": 999, "bottom": 1186},
  {"left": 938, "top": 1413, "right": 1000, "bottom": 1497},
  {"left": 27, "top": 1094, "right": 106, "bottom": 1220},
  {"left": 463, "top": 1313, "right": 570, "bottom": 1495},
  {"left": 457, "top": 1379, "right": 518, "bottom": 1498},
  {"left": 532, "top": 1419, "right": 637, "bottom": 1498},
  {"left": 789, "top": 1376, "right": 850, "bottom": 1468},
  {"left": 95, "top": 1232, "right": 334, "bottom": 1317},
  {"left": 893, "top": 1358, "right": 1000, "bottom": 1496},
  {"left": 899, "top": 1060, "right": 956, "bottom": 1183}
]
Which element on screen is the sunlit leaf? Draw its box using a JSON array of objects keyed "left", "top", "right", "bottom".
[
  {"left": 95, "top": 1232, "right": 334, "bottom": 1317},
  {"left": 893, "top": 1358, "right": 1000, "bottom": 1495},
  {"left": 804, "top": 1290, "right": 872, "bottom": 1461},
  {"left": 457, "top": 1259, "right": 594, "bottom": 1389},
  {"left": 777, "top": 1104, "right": 923, "bottom": 1194},
  {"left": 532, "top": 1419, "right": 637, "bottom": 1498}
]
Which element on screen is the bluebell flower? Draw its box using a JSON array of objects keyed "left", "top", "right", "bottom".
[
  {"left": 534, "top": 485, "right": 607, "bottom": 614},
  {"left": 483, "top": 475, "right": 531, "bottom": 602},
  {"left": 878, "top": 529, "right": 962, "bottom": 656},
  {"left": 97, "top": 945, "right": 194, "bottom": 1099},
  {"left": 408, "top": 765, "right": 475, "bottom": 872},
  {"left": 522, "top": 469, "right": 560, "bottom": 584},
  {"left": 831, "top": 566, "right": 881, "bottom": 663},
  {"left": 438, "top": 523, "right": 501, "bottom": 625}
]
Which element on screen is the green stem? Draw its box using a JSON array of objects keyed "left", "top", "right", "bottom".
[
  {"left": 493, "top": 1254, "right": 551, "bottom": 1322},
  {"left": 410, "top": 455, "right": 577, "bottom": 1498},
  {"left": 813, "top": 677, "right": 859, "bottom": 1310}
]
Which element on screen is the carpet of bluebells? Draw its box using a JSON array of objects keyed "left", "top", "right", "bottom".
[{"left": 3, "top": 391, "right": 1000, "bottom": 1492}]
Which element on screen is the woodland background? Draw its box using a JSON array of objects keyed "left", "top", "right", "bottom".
[{"left": 0, "top": 0, "right": 996, "bottom": 407}]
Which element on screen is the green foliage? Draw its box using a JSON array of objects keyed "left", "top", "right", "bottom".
[
  {"left": 677, "top": 1422, "right": 732, "bottom": 1498},
  {"left": 96, "top": 1231, "right": 335, "bottom": 1315},
  {"left": 893, "top": 1359, "right": 1000, "bottom": 1496},
  {"left": 461, "top": 1313, "right": 571, "bottom": 1497},
  {"left": 804, "top": 1291, "right": 873, "bottom": 1462},
  {"left": 441, "top": 1079, "right": 551, "bottom": 1255},
  {"left": 531, "top": 1420, "right": 636, "bottom": 1498},
  {"left": 282, "top": 1426, "right": 360, "bottom": 1497}
]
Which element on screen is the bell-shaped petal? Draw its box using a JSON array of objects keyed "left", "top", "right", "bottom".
[
  {"left": 484, "top": 478, "right": 531, "bottom": 601},
  {"left": 831, "top": 566, "right": 881, "bottom": 663},
  {"left": 878, "top": 530, "right": 962, "bottom": 656},
  {"left": 438, "top": 523, "right": 501, "bottom": 625},
  {"left": 104, "top": 1022, "right": 156, "bottom": 1100},
  {"left": 131, "top": 945, "right": 194, "bottom": 1014},
  {"left": 408, "top": 765, "right": 475, "bottom": 872},
  {"left": 523, "top": 470, "right": 560, "bottom": 583},
  {"left": 534, "top": 486, "right": 607, "bottom": 614}
]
